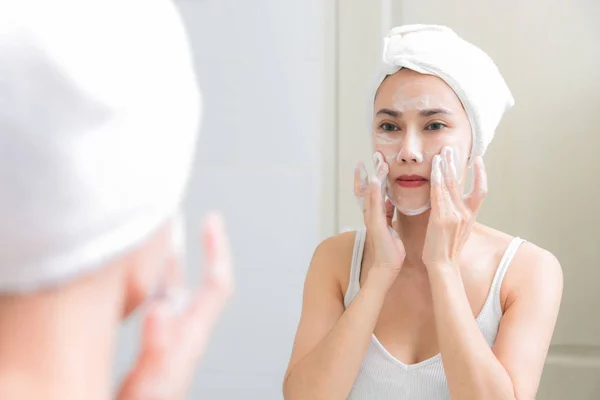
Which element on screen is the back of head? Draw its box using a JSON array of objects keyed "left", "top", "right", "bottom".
[{"left": 0, "top": 0, "right": 201, "bottom": 293}]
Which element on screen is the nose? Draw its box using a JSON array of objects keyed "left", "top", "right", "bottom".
[{"left": 396, "top": 132, "right": 423, "bottom": 163}]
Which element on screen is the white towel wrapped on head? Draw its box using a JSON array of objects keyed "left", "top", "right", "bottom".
[
  {"left": 0, "top": 0, "right": 201, "bottom": 293},
  {"left": 374, "top": 24, "right": 514, "bottom": 159}
]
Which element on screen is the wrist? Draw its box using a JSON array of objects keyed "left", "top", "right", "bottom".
[
  {"left": 426, "top": 261, "right": 457, "bottom": 270},
  {"left": 426, "top": 262, "right": 462, "bottom": 283},
  {"left": 365, "top": 266, "right": 398, "bottom": 292}
]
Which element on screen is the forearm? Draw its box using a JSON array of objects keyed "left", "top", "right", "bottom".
[
  {"left": 428, "top": 265, "right": 515, "bottom": 400},
  {"left": 284, "top": 271, "right": 392, "bottom": 400}
]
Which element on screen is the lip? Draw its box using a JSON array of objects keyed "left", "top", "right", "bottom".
[{"left": 395, "top": 174, "right": 428, "bottom": 188}]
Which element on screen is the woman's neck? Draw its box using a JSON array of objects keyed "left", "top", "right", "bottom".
[
  {"left": 0, "top": 268, "right": 125, "bottom": 400},
  {"left": 394, "top": 208, "right": 432, "bottom": 268}
]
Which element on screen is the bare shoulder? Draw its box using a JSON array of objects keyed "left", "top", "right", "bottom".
[
  {"left": 476, "top": 224, "right": 563, "bottom": 309},
  {"left": 507, "top": 236, "right": 563, "bottom": 303},
  {"left": 309, "top": 230, "right": 358, "bottom": 295}
]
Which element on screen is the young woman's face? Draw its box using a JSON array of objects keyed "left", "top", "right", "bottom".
[{"left": 372, "top": 69, "right": 472, "bottom": 215}]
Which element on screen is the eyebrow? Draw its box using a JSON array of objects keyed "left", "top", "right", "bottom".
[{"left": 375, "top": 108, "right": 453, "bottom": 118}]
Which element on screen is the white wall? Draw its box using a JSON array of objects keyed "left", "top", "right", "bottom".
[{"left": 114, "top": 1, "right": 333, "bottom": 398}]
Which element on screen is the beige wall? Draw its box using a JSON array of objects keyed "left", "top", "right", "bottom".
[{"left": 334, "top": 0, "right": 600, "bottom": 397}]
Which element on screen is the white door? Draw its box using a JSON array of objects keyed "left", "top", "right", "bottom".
[{"left": 335, "top": 1, "right": 600, "bottom": 398}]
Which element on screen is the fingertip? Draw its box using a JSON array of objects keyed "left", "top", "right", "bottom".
[
  {"left": 201, "top": 211, "right": 233, "bottom": 279},
  {"left": 381, "top": 160, "right": 390, "bottom": 175},
  {"left": 448, "top": 148, "right": 458, "bottom": 179},
  {"left": 372, "top": 151, "right": 384, "bottom": 168},
  {"left": 201, "top": 212, "right": 221, "bottom": 250},
  {"left": 203, "top": 211, "right": 225, "bottom": 232}
]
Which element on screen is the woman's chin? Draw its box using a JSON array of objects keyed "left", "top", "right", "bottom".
[{"left": 388, "top": 196, "right": 431, "bottom": 216}]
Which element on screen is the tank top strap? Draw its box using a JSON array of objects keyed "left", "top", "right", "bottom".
[
  {"left": 489, "top": 236, "right": 525, "bottom": 315},
  {"left": 344, "top": 228, "right": 367, "bottom": 308}
]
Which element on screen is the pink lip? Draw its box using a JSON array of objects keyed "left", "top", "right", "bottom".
[{"left": 396, "top": 175, "right": 428, "bottom": 188}]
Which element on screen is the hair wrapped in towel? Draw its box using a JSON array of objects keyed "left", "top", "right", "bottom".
[
  {"left": 373, "top": 24, "right": 514, "bottom": 160},
  {"left": 0, "top": 0, "right": 201, "bottom": 293}
]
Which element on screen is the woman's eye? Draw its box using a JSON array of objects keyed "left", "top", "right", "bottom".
[
  {"left": 380, "top": 122, "right": 399, "bottom": 131},
  {"left": 426, "top": 122, "right": 447, "bottom": 131}
]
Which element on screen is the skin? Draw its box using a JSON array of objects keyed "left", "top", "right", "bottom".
[
  {"left": 283, "top": 69, "right": 563, "bottom": 399},
  {"left": 0, "top": 213, "right": 234, "bottom": 400}
]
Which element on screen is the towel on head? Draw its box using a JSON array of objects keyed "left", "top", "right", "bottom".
[
  {"left": 0, "top": 0, "right": 201, "bottom": 293},
  {"left": 374, "top": 24, "right": 514, "bottom": 159}
]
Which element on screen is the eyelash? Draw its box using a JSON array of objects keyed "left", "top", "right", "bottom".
[
  {"left": 380, "top": 122, "right": 398, "bottom": 131},
  {"left": 425, "top": 122, "right": 448, "bottom": 131},
  {"left": 378, "top": 122, "right": 448, "bottom": 132}
]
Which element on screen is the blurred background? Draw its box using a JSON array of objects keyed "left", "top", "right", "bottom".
[{"left": 116, "top": 0, "right": 600, "bottom": 398}]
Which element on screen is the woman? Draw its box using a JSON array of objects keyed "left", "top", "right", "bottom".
[
  {"left": 283, "top": 25, "right": 563, "bottom": 399},
  {"left": 0, "top": 1, "right": 233, "bottom": 399}
]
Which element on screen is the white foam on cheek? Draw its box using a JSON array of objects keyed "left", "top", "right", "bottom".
[
  {"left": 446, "top": 146, "right": 467, "bottom": 185},
  {"left": 374, "top": 132, "right": 401, "bottom": 144},
  {"left": 375, "top": 136, "right": 425, "bottom": 164},
  {"left": 384, "top": 153, "right": 398, "bottom": 163},
  {"left": 431, "top": 155, "right": 443, "bottom": 185}
]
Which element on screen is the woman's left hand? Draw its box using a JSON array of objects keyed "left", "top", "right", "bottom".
[{"left": 422, "top": 147, "right": 487, "bottom": 269}]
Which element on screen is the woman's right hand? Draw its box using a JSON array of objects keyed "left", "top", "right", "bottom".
[
  {"left": 354, "top": 152, "right": 406, "bottom": 287},
  {"left": 117, "top": 213, "right": 234, "bottom": 400}
]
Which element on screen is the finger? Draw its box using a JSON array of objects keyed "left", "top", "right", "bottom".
[
  {"left": 163, "top": 215, "right": 187, "bottom": 290},
  {"left": 442, "top": 148, "right": 469, "bottom": 218},
  {"left": 430, "top": 155, "right": 445, "bottom": 217},
  {"left": 373, "top": 151, "right": 389, "bottom": 181},
  {"left": 184, "top": 212, "right": 234, "bottom": 355},
  {"left": 441, "top": 147, "right": 463, "bottom": 207},
  {"left": 441, "top": 174, "right": 455, "bottom": 219},
  {"left": 373, "top": 151, "right": 389, "bottom": 204},
  {"left": 465, "top": 156, "right": 487, "bottom": 215},
  {"left": 354, "top": 161, "right": 368, "bottom": 211},
  {"left": 364, "top": 173, "right": 388, "bottom": 235}
]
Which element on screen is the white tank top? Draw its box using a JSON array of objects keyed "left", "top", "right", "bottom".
[{"left": 344, "top": 228, "right": 524, "bottom": 400}]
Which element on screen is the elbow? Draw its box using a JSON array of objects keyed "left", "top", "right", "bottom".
[
  {"left": 466, "top": 370, "right": 518, "bottom": 400},
  {"left": 514, "top": 389, "right": 536, "bottom": 400},
  {"left": 282, "top": 370, "right": 303, "bottom": 400},
  {"left": 282, "top": 371, "right": 293, "bottom": 399},
  {"left": 282, "top": 371, "right": 334, "bottom": 400}
]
